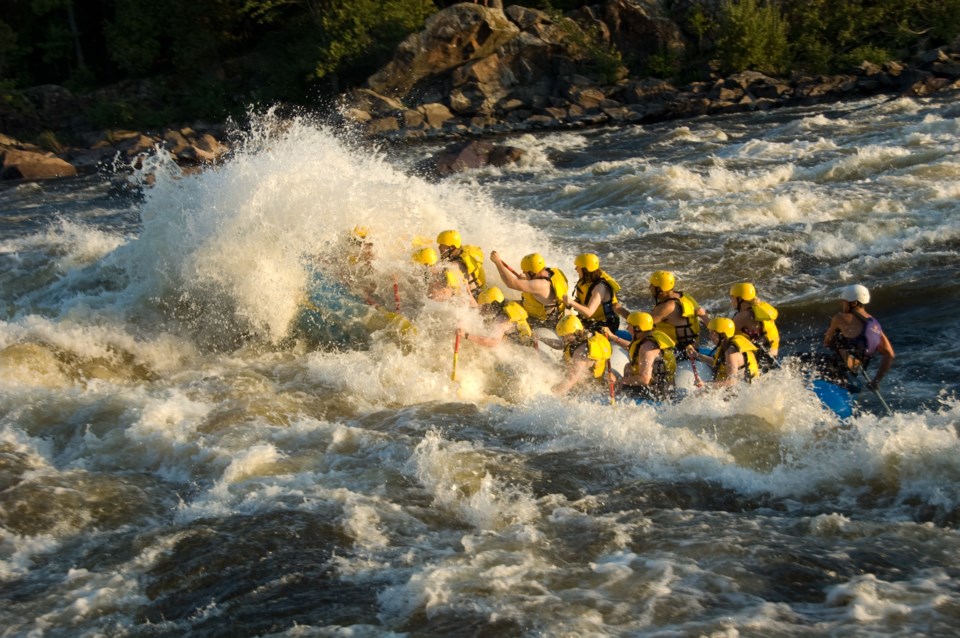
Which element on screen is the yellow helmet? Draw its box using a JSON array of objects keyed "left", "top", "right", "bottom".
[
  {"left": 477, "top": 286, "right": 505, "bottom": 306},
  {"left": 556, "top": 314, "right": 584, "bottom": 337},
  {"left": 352, "top": 225, "right": 369, "bottom": 240},
  {"left": 649, "top": 270, "right": 675, "bottom": 291},
  {"left": 412, "top": 247, "right": 438, "bottom": 266},
  {"left": 520, "top": 253, "right": 546, "bottom": 275},
  {"left": 574, "top": 253, "right": 600, "bottom": 273},
  {"left": 730, "top": 282, "right": 756, "bottom": 301},
  {"left": 708, "top": 317, "right": 735, "bottom": 338},
  {"left": 627, "top": 311, "right": 654, "bottom": 332},
  {"left": 436, "top": 229, "right": 462, "bottom": 249}
]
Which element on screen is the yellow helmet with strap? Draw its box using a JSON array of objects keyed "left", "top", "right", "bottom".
[
  {"left": 708, "top": 317, "right": 736, "bottom": 338},
  {"left": 412, "top": 247, "right": 438, "bottom": 266},
  {"left": 649, "top": 270, "right": 675, "bottom": 291},
  {"left": 521, "top": 253, "right": 546, "bottom": 275},
  {"left": 574, "top": 253, "right": 600, "bottom": 273},
  {"left": 437, "top": 229, "right": 462, "bottom": 249},
  {"left": 556, "top": 314, "right": 583, "bottom": 336},
  {"left": 627, "top": 311, "right": 654, "bottom": 332},
  {"left": 477, "top": 286, "right": 504, "bottom": 306},
  {"left": 730, "top": 282, "right": 756, "bottom": 301}
]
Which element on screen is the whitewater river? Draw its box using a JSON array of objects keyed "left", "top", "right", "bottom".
[{"left": 2, "top": 94, "right": 960, "bottom": 637}]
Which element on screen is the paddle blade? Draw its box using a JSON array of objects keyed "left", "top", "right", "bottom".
[{"left": 812, "top": 379, "right": 854, "bottom": 420}]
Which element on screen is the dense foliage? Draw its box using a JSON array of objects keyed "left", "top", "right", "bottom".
[{"left": 1, "top": 0, "right": 958, "bottom": 131}]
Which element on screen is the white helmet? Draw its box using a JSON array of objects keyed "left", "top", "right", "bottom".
[{"left": 840, "top": 284, "right": 870, "bottom": 305}]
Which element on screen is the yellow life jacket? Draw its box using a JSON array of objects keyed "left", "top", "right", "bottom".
[
  {"left": 564, "top": 332, "right": 611, "bottom": 378},
  {"left": 712, "top": 334, "right": 759, "bottom": 382},
  {"left": 501, "top": 301, "right": 534, "bottom": 342},
  {"left": 522, "top": 267, "right": 569, "bottom": 322},
  {"left": 575, "top": 271, "right": 621, "bottom": 328},
  {"left": 627, "top": 330, "right": 677, "bottom": 378},
  {"left": 458, "top": 245, "right": 486, "bottom": 291},
  {"left": 653, "top": 292, "right": 701, "bottom": 347},
  {"left": 750, "top": 301, "right": 780, "bottom": 352},
  {"left": 443, "top": 268, "right": 464, "bottom": 293}
]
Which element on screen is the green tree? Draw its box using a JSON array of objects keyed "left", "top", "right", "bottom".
[
  {"left": 716, "top": 0, "right": 789, "bottom": 75},
  {"left": 0, "top": 21, "right": 16, "bottom": 78},
  {"left": 310, "top": 0, "right": 436, "bottom": 83}
]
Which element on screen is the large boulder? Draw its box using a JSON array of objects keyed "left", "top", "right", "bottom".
[
  {"left": 448, "top": 53, "right": 517, "bottom": 115},
  {"left": 487, "top": 31, "right": 559, "bottom": 107},
  {"left": 416, "top": 139, "right": 526, "bottom": 179},
  {"left": 2, "top": 148, "right": 77, "bottom": 180},
  {"left": 367, "top": 4, "right": 520, "bottom": 99}
]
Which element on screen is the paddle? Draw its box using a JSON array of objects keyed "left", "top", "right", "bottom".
[
  {"left": 687, "top": 349, "right": 704, "bottom": 388},
  {"left": 451, "top": 330, "right": 461, "bottom": 381},
  {"left": 856, "top": 366, "right": 892, "bottom": 416},
  {"left": 608, "top": 374, "right": 616, "bottom": 405},
  {"left": 392, "top": 275, "right": 401, "bottom": 313},
  {"left": 502, "top": 261, "right": 523, "bottom": 279}
]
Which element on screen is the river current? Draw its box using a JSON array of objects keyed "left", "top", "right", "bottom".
[{"left": 1, "top": 94, "right": 960, "bottom": 637}]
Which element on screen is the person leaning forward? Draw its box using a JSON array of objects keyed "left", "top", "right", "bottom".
[
  {"left": 563, "top": 252, "right": 629, "bottom": 334},
  {"left": 687, "top": 317, "right": 759, "bottom": 389},
  {"left": 604, "top": 311, "right": 677, "bottom": 402},
  {"left": 730, "top": 281, "right": 780, "bottom": 370},
  {"left": 436, "top": 229, "right": 486, "bottom": 299},
  {"left": 412, "top": 246, "right": 475, "bottom": 304},
  {"left": 551, "top": 314, "right": 613, "bottom": 396},
  {"left": 458, "top": 286, "right": 535, "bottom": 348},
  {"left": 648, "top": 270, "right": 708, "bottom": 351},
  {"left": 823, "top": 284, "right": 894, "bottom": 390},
  {"left": 490, "top": 251, "right": 569, "bottom": 327}
]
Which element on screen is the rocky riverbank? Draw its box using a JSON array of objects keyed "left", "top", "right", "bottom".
[
  {"left": 338, "top": 4, "right": 960, "bottom": 143},
  {"left": 2, "top": 2, "right": 959, "bottom": 182}
]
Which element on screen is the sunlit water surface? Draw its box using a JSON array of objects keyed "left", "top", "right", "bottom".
[{"left": 1, "top": 95, "right": 960, "bottom": 637}]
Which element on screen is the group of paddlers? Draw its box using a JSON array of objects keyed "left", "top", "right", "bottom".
[{"left": 356, "top": 226, "right": 894, "bottom": 404}]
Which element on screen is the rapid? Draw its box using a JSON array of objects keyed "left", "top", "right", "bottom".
[{"left": 1, "top": 94, "right": 959, "bottom": 637}]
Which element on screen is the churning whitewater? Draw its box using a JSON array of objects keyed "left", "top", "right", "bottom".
[{"left": 2, "top": 96, "right": 960, "bottom": 637}]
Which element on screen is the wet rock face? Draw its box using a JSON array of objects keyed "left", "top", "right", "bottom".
[
  {"left": 415, "top": 139, "right": 526, "bottom": 179},
  {"left": 339, "top": 1, "right": 960, "bottom": 154},
  {"left": 367, "top": 4, "right": 521, "bottom": 99},
  {"left": 1, "top": 148, "right": 78, "bottom": 180}
]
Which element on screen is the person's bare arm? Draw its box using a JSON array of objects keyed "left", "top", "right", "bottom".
[
  {"left": 823, "top": 315, "right": 842, "bottom": 348},
  {"left": 552, "top": 357, "right": 592, "bottom": 395},
  {"left": 621, "top": 343, "right": 657, "bottom": 385},
  {"left": 712, "top": 351, "right": 744, "bottom": 388},
  {"left": 565, "top": 284, "right": 606, "bottom": 318},
  {"left": 871, "top": 333, "right": 895, "bottom": 387}
]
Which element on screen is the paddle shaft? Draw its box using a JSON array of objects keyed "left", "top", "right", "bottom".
[
  {"left": 688, "top": 350, "right": 704, "bottom": 388},
  {"left": 503, "top": 261, "right": 523, "bottom": 279},
  {"left": 452, "top": 331, "right": 461, "bottom": 381},
  {"left": 857, "top": 366, "right": 892, "bottom": 415}
]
